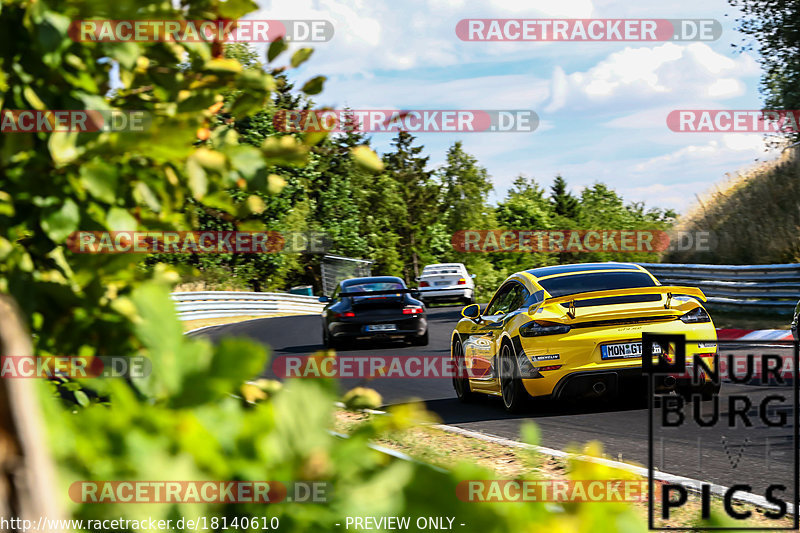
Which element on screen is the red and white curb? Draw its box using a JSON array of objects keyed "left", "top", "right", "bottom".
[{"left": 716, "top": 328, "right": 793, "bottom": 341}]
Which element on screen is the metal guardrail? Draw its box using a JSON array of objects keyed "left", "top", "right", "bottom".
[
  {"left": 171, "top": 291, "right": 324, "bottom": 321},
  {"left": 173, "top": 264, "right": 800, "bottom": 319},
  {"left": 638, "top": 263, "right": 800, "bottom": 314}
]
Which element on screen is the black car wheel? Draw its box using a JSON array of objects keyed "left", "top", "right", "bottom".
[
  {"left": 499, "top": 343, "right": 529, "bottom": 413},
  {"left": 323, "top": 328, "right": 346, "bottom": 350},
  {"left": 322, "top": 328, "right": 335, "bottom": 349},
  {"left": 411, "top": 330, "right": 429, "bottom": 346},
  {"left": 452, "top": 339, "right": 473, "bottom": 402},
  {"left": 700, "top": 382, "right": 721, "bottom": 401}
]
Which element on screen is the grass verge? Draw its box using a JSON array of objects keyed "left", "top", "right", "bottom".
[{"left": 333, "top": 410, "right": 794, "bottom": 529}]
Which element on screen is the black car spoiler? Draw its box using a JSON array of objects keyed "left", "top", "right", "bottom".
[{"left": 339, "top": 289, "right": 416, "bottom": 297}]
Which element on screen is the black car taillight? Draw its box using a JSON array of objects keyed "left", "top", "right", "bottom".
[
  {"left": 403, "top": 307, "right": 423, "bottom": 315},
  {"left": 520, "top": 321, "right": 571, "bottom": 337},
  {"left": 679, "top": 307, "right": 710, "bottom": 323},
  {"left": 334, "top": 311, "right": 355, "bottom": 319}
]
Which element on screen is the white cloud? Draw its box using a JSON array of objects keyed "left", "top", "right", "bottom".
[
  {"left": 632, "top": 134, "right": 773, "bottom": 173},
  {"left": 605, "top": 106, "right": 680, "bottom": 129},
  {"left": 486, "top": 0, "right": 594, "bottom": 17},
  {"left": 543, "top": 43, "right": 759, "bottom": 112},
  {"left": 707, "top": 78, "right": 742, "bottom": 98},
  {"left": 316, "top": 73, "right": 551, "bottom": 109},
  {"left": 248, "top": 0, "right": 770, "bottom": 215},
  {"left": 251, "top": 0, "right": 605, "bottom": 76}
]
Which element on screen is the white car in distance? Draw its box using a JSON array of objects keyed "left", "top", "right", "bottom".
[{"left": 417, "top": 263, "right": 475, "bottom": 305}]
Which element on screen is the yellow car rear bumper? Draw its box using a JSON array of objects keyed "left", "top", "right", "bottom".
[{"left": 519, "top": 320, "right": 717, "bottom": 398}]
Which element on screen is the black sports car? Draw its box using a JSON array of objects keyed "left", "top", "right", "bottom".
[{"left": 319, "top": 276, "right": 428, "bottom": 347}]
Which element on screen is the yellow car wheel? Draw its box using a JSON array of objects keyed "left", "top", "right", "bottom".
[
  {"left": 452, "top": 339, "right": 473, "bottom": 402},
  {"left": 499, "top": 343, "right": 530, "bottom": 413},
  {"left": 678, "top": 382, "right": 720, "bottom": 402}
]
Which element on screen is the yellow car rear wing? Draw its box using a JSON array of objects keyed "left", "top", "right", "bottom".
[{"left": 531, "top": 286, "right": 707, "bottom": 319}]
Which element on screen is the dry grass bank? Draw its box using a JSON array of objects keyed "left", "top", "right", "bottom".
[{"left": 666, "top": 147, "right": 800, "bottom": 264}]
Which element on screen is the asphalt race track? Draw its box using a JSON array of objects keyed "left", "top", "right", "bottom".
[{"left": 192, "top": 306, "right": 797, "bottom": 498}]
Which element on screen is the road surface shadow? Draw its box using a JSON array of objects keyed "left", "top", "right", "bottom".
[{"left": 405, "top": 394, "right": 649, "bottom": 425}]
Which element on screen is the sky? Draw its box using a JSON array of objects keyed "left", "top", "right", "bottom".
[{"left": 248, "top": 0, "right": 777, "bottom": 213}]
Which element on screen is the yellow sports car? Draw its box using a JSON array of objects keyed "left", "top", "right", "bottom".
[{"left": 450, "top": 262, "right": 719, "bottom": 412}]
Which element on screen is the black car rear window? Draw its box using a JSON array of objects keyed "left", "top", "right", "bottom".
[
  {"left": 539, "top": 271, "right": 657, "bottom": 300},
  {"left": 344, "top": 281, "right": 405, "bottom": 292}
]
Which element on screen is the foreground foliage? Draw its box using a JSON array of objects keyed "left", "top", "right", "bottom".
[{"left": 0, "top": 0, "right": 729, "bottom": 531}]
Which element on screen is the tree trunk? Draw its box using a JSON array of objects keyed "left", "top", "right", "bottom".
[
  {"left": 0, "top": 296, "right": 62, "bottom": 530},
  {"left": 410, "top": 233, "right": 419, "bottom": 280}
]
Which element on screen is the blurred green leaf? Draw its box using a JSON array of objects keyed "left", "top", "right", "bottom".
[
  {"left": 301, "top": 75, "right": 326, "bottom": 95},
  {"left": 351, "top": 145, "right": 384, "bottom": 173},
  {"left": 48, "top": 131, "right": 79, "bottom": 166},
  {"left": 41, "top": 199, "right": 79, "bottom": 242},
  {"left": 80, "top": 161, "right": 118, "bottom": 204},
  {"left": 186, "top": 157, "right": 208, "bottom": 199},
  {"left": 224, "top": 144, "right": 265, "bottom": 180},
  {"left": 342, "top": 387, "right": 383, "bottom": 410},
  {"left": 262, "top": 136, "right": 308, "bottom": 166},
  {"left": 291, "top": 48, "right": 314, "bottom": 68},
  {"left": 267, "top": 37, "right": 288, "bottom": 62},
  {"left": 202, "top": 191, "right": 237, "bottom": 214},
  {"left": 106, "top": 207, "right": 138, "bottom": 232},
  {"left": 74, "top": 390, "right": 90, "bottom": 407},
  {"left": 218, "top": 0, "right": 259, "bottom": 19}
]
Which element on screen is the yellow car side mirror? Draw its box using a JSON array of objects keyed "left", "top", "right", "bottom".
[{"left": 461, "top": 304, "right": 481, "bottom": 319}]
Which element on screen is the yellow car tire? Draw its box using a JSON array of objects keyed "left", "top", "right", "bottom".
[{"left": 498, "top": 342, "right": 530, "bottom": 413}]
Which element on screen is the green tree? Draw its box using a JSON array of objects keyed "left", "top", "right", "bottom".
[
  {"left": 439, "top": 141, "right": 494, "bottom": 235},
  {"left": 549, "top": 175, "right": 580, "bottom": 218},
  {"left": 491, "top": 176, "right": 555, "bottom": 276},
  {"left": 150, "top": 48, "right": 328, "bottom": 292},
  {"left": 309, "top": 116, "right": 371, "bottom": 259},
  {"left": 496, "top": 176, "right": 552, "bottom": 229},
  {"left": 382, "top": 131, "right": 440, "bottom": 281},
  {"left": 307, "top": 111, "right": 405, "bottom": 277},
  {"left": 576, "top": 182, "right": 627, "bottom": 227},
  {"left": 730, "top": 0, "right": 800, "bottom": 140},
  {"left": 574, "top": 183, "right": 670, "bottom": 263}
]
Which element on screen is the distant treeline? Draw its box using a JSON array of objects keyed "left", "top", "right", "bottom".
[{"left": 152, "top": 45, "right": 676, "bottom": 298}]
